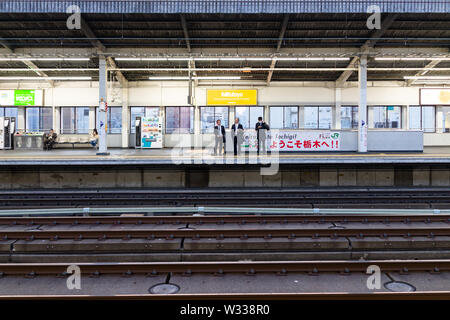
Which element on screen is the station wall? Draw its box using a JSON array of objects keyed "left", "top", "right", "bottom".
[{"left": 2, "top": 81, "right": 448, "bottom": 149}]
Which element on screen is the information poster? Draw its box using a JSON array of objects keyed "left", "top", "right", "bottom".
[
  {"left": 420, "top": 88, "right": 450, "bottom": 105},
  {"left": 242, "top": 130, "right": 341, "bottom": 151},
  {"left": 0, "top": 89, "right": 43, "bottom": 106},
  {"left": 141, "top": 109, "right": 163, "bottom": 148},
  {"left": 207, "top": 89, "right": 257, "bottom": 105}
]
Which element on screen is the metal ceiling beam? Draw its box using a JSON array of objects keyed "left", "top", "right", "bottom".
[
  {"left": 180, "top": 15, "right": 191, "bottom": 53},
  {"left": 79, "top": 16, "right": 127, "bottom": 86},
  {"left": 336, "top": 14, "right": 398, "bottom": 87},
  {"left": 180, "top": 15, "right": 197, "bottom": 87},
  {"left": 267, "top": 14, "right": 289, "bottom": 85},
  {"left": 80, "top": 17, "right": 106, "bottom": 53},
  {"left": 0, "top": 38, "right": 54, "bottom": 86},
  {"left": 406, "top": 58, "right": 445, "bottom": 86}
]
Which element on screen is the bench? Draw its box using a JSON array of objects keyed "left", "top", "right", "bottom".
[{"left": 55, "top": 135, "right": 92, "bottom": 149}]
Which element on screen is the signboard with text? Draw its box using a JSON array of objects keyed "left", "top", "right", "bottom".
[
  {"left": 0, "top": 89, "right": 43, "bottom": 106},
  {"left": 420, "top": 88, "right": 450, "bottom": 105},
  {"left": 242, "top": 130, "right": 341, "bottom": 151},
  {"left": 207, "top": 89, "right": 257, "bottom": 105}
]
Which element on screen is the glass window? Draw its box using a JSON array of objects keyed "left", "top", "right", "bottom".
[
  {"left": 341, "top": 106, "right": 358, "bottom": 129},
  {"left": 97, "top": 107, "right": 122, "bottom": 134},
  {"left": 0, "top": 107, "right": 18, "bottom": 119},
  {"left": 41, "top": 108, "right": 53, "bottom": 131},
  {"left": 269, "top": 106, "right": 298, "bottom": 129},
  {"left": 166, "top": 107, "right": 194, "bottom": 134},
  {"left": 130, "top": 107, "right": 145, "bottom": 134},
  {"left": 235, "top": 106, "right": 264, "bottom": 129},
  {"left": 235, "top": 107, "right": 249, "bottom": 129},
  {"left": 370, "top": 106, "right": 402, "bottom": 129},
  {"left": 318, "top": 106, "right": 332, "bottom": 129},
  {"left": 250, "top": 107, "right": 264, "bottom": 129},
  {"left": 25, "top": 107, "right": 52, "bottom": 132},
  {"left": 409, "top": 105, "right": 435, "bottom": 132},
  {"left": 61, "top": 108, "right": 75, "bottom": 134},
  {"left": 200, "top": 107, "right": 229, "bottom": 133},
  {"left": 302, "top": 106, "right": 332, "bottom": 129},
  {"left": 26, "top": 108, "right": 39, "bottom": 131},
  {"left": 284, "top": 106, "right": 298, "bottom": 129},
  {"left": 61, "top": 107, "right": 89, "bottom": 134},
  {"left": 303, "top": 106, "right": 319, "bottom": 129},
  {"left": 76, "top": 107, "right": 90, "bottom": 134},
  {"left": 109, "top": 107, "right": 122, "bottom": 134},
  {"left": 269, "top": 107, "right": 283, "bottom": 129}
]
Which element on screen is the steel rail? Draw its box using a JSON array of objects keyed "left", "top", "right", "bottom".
[
  {"left": 0, "top": 214, "right": 449, "bottom": 225},
  {"left": 0, "top": 260, "right": 449, "bottom": 276},
  {"left": 1, "top": 292, "right": 450, "bottom": 300},
  {"left": 1, "top": 226, "right": 450, "bottom": 240}
]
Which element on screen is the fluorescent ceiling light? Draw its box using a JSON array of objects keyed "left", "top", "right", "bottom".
[
  {"left": 274, "top": 57, "right": 299, "bottom": 61},
  {"left": 219, "top": 58, "right": 245, "bottom": 61},
  {"left": 194, "top": 58, "right": 220, "bottom": 61},
  {"left": 245, "top": 58, "right": 273, "bottom": 61},
  {"left": 148, "top": 76, "right": 189, "bottom": 80},
  {"left": 167, "top": 58, "right": 192, "bottom": 61},
  {"left": 404, "top": 76, "right": 450, "bottom": 80},
  {"left": 323, "top": 57, "right": 350, "bottom": 61},
  {"left": 0, "top": 58, "right": 90, "bottom": 61},
  {"left": 376, "top": 57, "right": 450, "bottom": 61},
  {"left": 148, "top": 76, "right": 242, "bottom": 80},
  {"left": 115, "top": 58, "right": 142, "bottom": 61},
  {"left": 0, "top": 76, "right": 92, "bottom": 81},
  {"left": 194, "top": 76, "right": 241, "bottom": 80}
]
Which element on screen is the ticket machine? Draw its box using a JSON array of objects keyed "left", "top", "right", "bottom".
[
  {"left": 135, "top": 116, "right": 142, "bottom": 148},
  {"left": 0, "top": 117, "right": 15, "bottom": 150}
]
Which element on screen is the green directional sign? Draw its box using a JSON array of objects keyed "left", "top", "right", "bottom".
[{"left": 14, "top": 90, "right": 36, "bottom": 106}]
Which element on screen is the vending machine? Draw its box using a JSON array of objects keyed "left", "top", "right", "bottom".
[
  {"left": 0, "top": 117, "right": 14, "bottom": 150},
  {"left": 140, "top": 108, "right": 163, "bottom": 149}
]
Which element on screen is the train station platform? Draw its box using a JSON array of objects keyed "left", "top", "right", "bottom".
[{"left": 1, "top": 147, "right": 450, "bottom": 166}]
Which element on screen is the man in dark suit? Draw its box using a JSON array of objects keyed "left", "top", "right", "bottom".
[
  {"left": 255, "top": 116, "right": 269, "bottom": 155},
  {"left": 214, "top": 119, "right": 226, "bottom": 156},
  {"left": 231, "top": 117, "right": 244, "bottom": 156},
  {"left": 44, "top": 129, "right": 58, "bottom": 150}
]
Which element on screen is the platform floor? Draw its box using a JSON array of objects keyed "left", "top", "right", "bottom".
[{"left": 0, "top": 147, "right": 450, "bottom": 165}]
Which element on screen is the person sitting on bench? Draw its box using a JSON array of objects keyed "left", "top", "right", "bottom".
[
  {"left": 89, "top": 129, "right": 99, "bottom": 148},
  {"left": 44, "top": 129, "right": 57, "bottom": 150}
]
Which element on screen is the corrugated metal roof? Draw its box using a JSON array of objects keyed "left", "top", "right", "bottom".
[{"left": 1, "top": 0, "right": 448, "bottom": 14}]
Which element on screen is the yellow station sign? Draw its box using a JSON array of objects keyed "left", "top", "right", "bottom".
[{"left": 207, "top": 89, "right": 257, "bottom": 105}]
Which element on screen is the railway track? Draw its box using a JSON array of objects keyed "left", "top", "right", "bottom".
[
  {"left": 0, "top": 260, "right": 449, "bottom": 299},
  {"left": 0, "top": 188, "right": 449, "bottom": 208},
  {"left": 1, "top": 214, "right": 450, "bottom": 241},
  {"left": 0, "top": 260, "right": 448, "bottom": 276}
]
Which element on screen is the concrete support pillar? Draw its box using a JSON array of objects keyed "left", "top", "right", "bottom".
[
  {"left": 121, "top": 86, "right": 129, "bottom": 148},
  {"left": 402, "top": 105, "right": 410, "bottom": 130},
  {"left": 358, "top": 55, "right": 368, "bottom": 153},
  {"left": 97, "top": 56, "right": 109, "bottom": 155},
  {"left": 335, "top": 87, "right": 342, "bottom": 130},
  {"left": 52, "top": 105, "right": 59, "bottom": 134},
  {"left": 264, "top": 105, "right": 269, "bottom": 122},
  {"left": 194, "top": 105, "right": 200, "bottom": 148}
]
